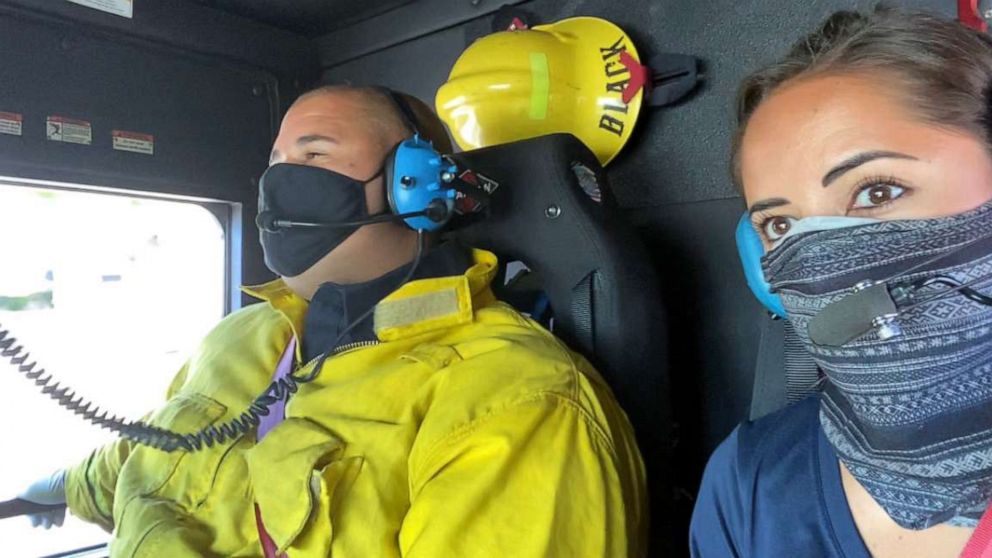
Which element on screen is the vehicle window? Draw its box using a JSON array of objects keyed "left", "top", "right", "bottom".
[{"left": 0, "top": 183, "right": 228, "bottom": 557}]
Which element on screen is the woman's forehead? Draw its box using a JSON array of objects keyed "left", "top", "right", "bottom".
[{"left": 739, "top": 74, "right": 922, "bottom": 196}]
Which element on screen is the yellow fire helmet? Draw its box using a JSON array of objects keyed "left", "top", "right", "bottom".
[{"left": 436, "top": 17, "right": 649, "bottom": 166}]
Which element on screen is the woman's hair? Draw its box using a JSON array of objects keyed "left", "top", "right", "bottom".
[{"left": 731, "top": 7, "right": 992, "bottom": 188}]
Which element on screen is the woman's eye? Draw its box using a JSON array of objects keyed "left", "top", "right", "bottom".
[
  {"left": 761, "top": 215, "right": 796, "bottom": 242},
  {"left": 304, "top": 152, "right": 323, "bottom": 160},
  {"left": 852, "top": 183, "right": 906, "bottom": 209}
]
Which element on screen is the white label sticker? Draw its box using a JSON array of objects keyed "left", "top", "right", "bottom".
[
  {"left": 0, "top": 112, "right": 23, "bottom": 136},
  {"left": 113, "top": 130, "right": 154, "bottom": 155},
  {"left": 47, "top": 116, "right": 93, "bottom": 145},
  {"left": 65, "top": 0, "right": 133, "bottom": 18}
]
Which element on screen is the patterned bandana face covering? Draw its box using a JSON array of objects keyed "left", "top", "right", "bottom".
[{"left": 764, "top": 199, "right": 992, "bottom": 530}]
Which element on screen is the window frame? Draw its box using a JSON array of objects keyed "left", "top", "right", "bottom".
[
  {"left": 0, "top": 175, "right": 241, "bottom": 558},
  {"left": 0, "top": 175, "right": 242, "bottom": 313}
]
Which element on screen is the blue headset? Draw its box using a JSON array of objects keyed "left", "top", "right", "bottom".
[
  {"left": 380, "top": 89, "right": 459, "bottom": 232},
  {"left": 735, "top": 213, "right": 786, "bottom": 318}
]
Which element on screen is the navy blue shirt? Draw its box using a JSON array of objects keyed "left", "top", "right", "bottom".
[
  {"left": 301, "top": 242, "right": 472, "bottom": 362},
  {"left": 690, "top": 396, "right": 871, "bottom": 557}
]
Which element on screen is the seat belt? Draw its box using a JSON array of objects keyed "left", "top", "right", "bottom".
[
  {"left": 750, "top": 317, "right": 822, "bottom": 420},
  {"left": 749, "top": 316, "right": 787, "bottom": 420},
  {"left": 254, "top": 337, "right": 296, "bottom": 558},
  {"left": 782, "top": 320, "right": 821, "bottom": 404},
  {"left": 570, "top": 271, "right": 597, "bottom": 355},
  {"left": 960, "top": 501, "right": 992, "bottom": 558}
]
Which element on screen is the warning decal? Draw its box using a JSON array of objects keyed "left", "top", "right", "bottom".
[
  {"left": 113, "top": 130, "right": 154, "bottom": 155},
  {"left": 0, "top": 112, "right": 23, "bottom": 136},
  {"left": 47, "top": 116, "right": 92, "bottom": 145},
  {"left": 65, "top": 0, "right": 133, "bottom": 19}
]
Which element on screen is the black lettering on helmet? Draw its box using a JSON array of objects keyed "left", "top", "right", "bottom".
[
  {"left": 606, "top": 79, "right": 630, "bottom": 94},
  {"left": 604, "top": 60, "right": 630, "bottom": 79},
  {"left": 603, "top": 102, "right": 628, "bottom": 114},
  {"left": 599, "top": 36, "right": 633, "bottom": 139},
  {"left": 599, "top": 114, "right": 625, "bottom": 136},
  {"left": 599, "top": 36, "right": 626, "bottom": 61}
]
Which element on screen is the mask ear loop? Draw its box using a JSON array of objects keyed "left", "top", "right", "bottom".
[{"left": 355, "top": 143, "right": 399, "bottom": 222}]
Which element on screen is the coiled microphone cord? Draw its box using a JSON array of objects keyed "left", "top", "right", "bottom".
[{"left": 1, "top": 231, "right": 425, "bottom": 452}]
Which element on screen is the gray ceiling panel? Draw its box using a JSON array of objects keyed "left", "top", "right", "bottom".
[{"left": 189, "top": 0, "right": 414, "bottom": 36}]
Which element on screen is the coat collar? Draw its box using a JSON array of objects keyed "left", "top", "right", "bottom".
[{"left": 241, "top": 248, "right": 498, "bottom": 350}]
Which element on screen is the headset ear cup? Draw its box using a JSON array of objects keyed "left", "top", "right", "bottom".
[
  {"left": 383, "top": 144, "right": 402, "bottom": 218},
  {"left": 390, "top": 137, "right": 453, "bottom": 231}
]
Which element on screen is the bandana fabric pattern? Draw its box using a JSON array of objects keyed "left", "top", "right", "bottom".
[{"left": 763, "top": 200, "right": 992, "bottom": 529}]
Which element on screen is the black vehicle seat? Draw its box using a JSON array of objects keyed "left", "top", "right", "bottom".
[{"left": 446, "top": 133, "right": 675, "bottom": 548}]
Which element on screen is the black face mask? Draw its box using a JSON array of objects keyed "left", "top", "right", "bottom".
[{"left": 257, "top": 163, "right": 382, "bottom": 277}]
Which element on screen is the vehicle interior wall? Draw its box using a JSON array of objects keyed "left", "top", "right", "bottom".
[
  {"left": 0, "top": 0, "right": 964, "bottom": 552},
  {"left": 0, "top": 0, "right": 320, "bottom": 294},
  {"left": 318, "top": 0, "right": 956, "bottom": 511}
]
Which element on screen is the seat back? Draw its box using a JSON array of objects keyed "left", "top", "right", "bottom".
[{"left": 448, "top": 134, "right": 674, "bottom": 547}]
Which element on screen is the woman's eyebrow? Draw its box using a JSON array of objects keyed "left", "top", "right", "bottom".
[
  {"left": 748, "top": 197, "right": 791, "bottom": 215},
  {"left": 822, "top": 150, "right": 918, "bottom": 187}
]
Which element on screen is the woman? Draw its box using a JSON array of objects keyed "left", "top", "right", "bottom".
[{"left": 691, "top": 8, "right": 992, "bottom": 558}]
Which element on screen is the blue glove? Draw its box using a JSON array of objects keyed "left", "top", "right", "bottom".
[{"left": 18, "top": 470, "right": 67, "bottom": 529}]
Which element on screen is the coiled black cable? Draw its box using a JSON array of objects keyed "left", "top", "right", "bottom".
[{"left": 1, "top": 231, "right": 425, "bottom": 453}]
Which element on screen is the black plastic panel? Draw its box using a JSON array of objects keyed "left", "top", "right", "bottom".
[
  {"left": 315, "top": 0, "right": 528, "bottom": 67},
  {"left": 628, "top": 198, "right": 762, "bottom": 464},
  {"left": 323, "top": 24, "right": 468, "bottom": 110},
  {"left": 190, "top": 0, "right": 414, "bottom": 37},
  {"left": 0, "top": 6, "right": 290, "bottom": 288},
  {"left": 1, "top": 0, "right": 318, "bottom": 85}
]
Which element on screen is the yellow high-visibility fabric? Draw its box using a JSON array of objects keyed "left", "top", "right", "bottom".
[{"left": 64, "top": 249, "right": 647, "bottom": 557}]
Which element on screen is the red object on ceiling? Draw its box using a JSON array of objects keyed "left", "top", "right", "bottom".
[{"left": 959, "top": 0, "right": 989, "bottom": 32}]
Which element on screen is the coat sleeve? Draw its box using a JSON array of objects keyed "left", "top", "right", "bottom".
[
  {"left": 690, "top": 427, "right": 747, "bottom": 558},
  {"left": 63, "top": 362, "right": 191, "bottom": 531},
  {"left": 399, "top": 393, "right": 646, "bottom": 558}
]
